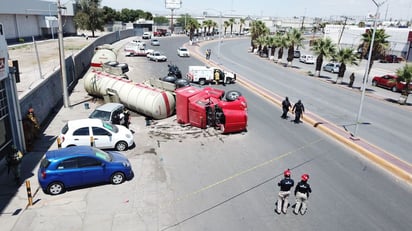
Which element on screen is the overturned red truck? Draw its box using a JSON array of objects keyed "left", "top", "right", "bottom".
[{"left": 175, "top": 86, "right": 248, "bottom": 134}]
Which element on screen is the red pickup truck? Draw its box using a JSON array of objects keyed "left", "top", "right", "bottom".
[{"left": 153, "top": 29, "right": 167, "bottom": 37}]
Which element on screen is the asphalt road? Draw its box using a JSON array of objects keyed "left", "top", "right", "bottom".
[{"left": 3, "top": 35, "right": 411, "bottom": 231}]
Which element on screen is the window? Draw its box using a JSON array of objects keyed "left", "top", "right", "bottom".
[
  {"left": 57, "top": 158, "right": 78, "bottom": 169},
  {"left": 78, "top": 157, "right": 101, "bottom": 168},
  {"left": 73, "top": 127, "right": 89, "bottom": 136},
  {"left": 92, "top": 127, "right": 110, "bottom": 136}
]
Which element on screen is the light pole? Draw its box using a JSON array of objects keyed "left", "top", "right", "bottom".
[
  {"left": 57, "top": 0, "right": 70, "bottom": 108},
  {"left": 353, "top": 0, "right": 386, "bottom": 138}
]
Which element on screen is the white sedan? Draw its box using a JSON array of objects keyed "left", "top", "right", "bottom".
[
  {"left": 147, "top": 51, "right": 167, "bottom": 62},
  {"left": 59, "top": 119, "right": 134, "bottom": 151},
  {"left": 177, "top": 47, "right": 190, "bottom": 57}
]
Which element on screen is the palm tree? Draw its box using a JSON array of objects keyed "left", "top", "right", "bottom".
[
  {"left": 238, "top": 18, "right": 245, "bottom": 35},
  {"left": 211, "top": 21, "right": 218, "bottom": 35},
  {"left": 396, "top": 64, "right": 412, "bottom": 104},
  {"left": 223, "top": 21, "right": 230, "bottom": 36},
  {"left": 311, "top": 37, "right": 337, "bottom": 77},
  {"left": 277, "top": 35, "right": 289, "bottom": 63},
  {"left": 186, "top": 17, "right": 200, "bottom": 42},
  {"left": 229, "top": 18, "right": 236, "bottom": 35},
  {"left": 333, "top": 47, "right": 359, "bottom": 84},
  {"left": 254, "top": 35, "right": 267, "bottom": 54},
  {"left": 202, "top": 20, "right": 214, "bottom": 36},
  {"left": 359, "top": 29, "right": 390, "bottom": 74},
  {"left": 250, "top": 20, "right": 269, "bottom": 49},
  {"left": 286, "top": 28, "right": 304, "bottom": 66}
]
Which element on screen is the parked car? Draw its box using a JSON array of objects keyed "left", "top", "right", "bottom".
[
  {"left": 150, "top": 39, "right": 160, "bottom": 46},
  {"left": 323, "top": 62, "right": 340, "bottom": 73},
  {"left": 177, "top": 47, "right": 190, "bottom": 57},
  {"left": 294, "top": 50, "right": 301, "bottom": 58},
  {"left": 142, "top": 32, "right": 151, "bottom": 39},
  {"left": 37, "top": 146, "right": 134, "bottom": 195},
  {"left": 59, "top": 118, "right": 134, "bottom": 151},
  {"left": 147, "top": 51, "right": 167, "bottom": 62},
  {"left": 372, "top": 74, "right": 412, "bottom": 92},
  {"left": 299, "top": 54, "right": 315, "bottom": 64},
  {"left": 380, "top": 55, "right": 403, "bottom": 63},
  {"left": 88, "top": 103, "right": 124, "bottom": 124}
]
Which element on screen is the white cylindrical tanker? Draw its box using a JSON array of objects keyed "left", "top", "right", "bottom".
[{"left": 84, "top": 70, "right": 175, "bottom": 119}]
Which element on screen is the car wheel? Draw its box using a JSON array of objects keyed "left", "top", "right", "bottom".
[
  {"left": 115, "top": 141, "right": 128, "bottom": 151},
  {"left": 48, "top": 182, "right": 64, "bottom": 195},
  {"left": 392, "top": 86, "right": 398, "bottom": 92},
  {"left": 111, "top": 172, "right": 125, "bottom": 184},
  {"left": 199, "top": 79, "right": 206, "bottom": 85},
  {"left": 225, "top": 90, "right": 242, "bottom": 101},
  {"left": 371, "top": 80, "right": 377, "bottom": 86}
]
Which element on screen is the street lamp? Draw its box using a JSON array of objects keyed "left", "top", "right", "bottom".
[{"left": 353, "top": 0, "right": 386, "bottom": 138}]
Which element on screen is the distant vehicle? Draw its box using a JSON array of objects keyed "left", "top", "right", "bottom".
[
  {"left": 150, "top": 39, "right": 160, "bottom": 46},
  {"left": 299, "top": 54, "right": 315, "bottom": 64},
  {"left": 323, "top": 62, "right": 340, "bottom": 73},
  {"left": 294, "top": 50, "right": 301, "bottom": 58},
  {"left": 380, "top": 55, "right": 403, "bottom": 63},
  {"left": 88, "top": 103, "right": 124, "bottom": 124},
  {"left": 186, "top": 65, "right": 236, "bottom": 85},
  {"left": 372, "top": 74, "right": 412, "bottom": 92},
  {"left": 37, "top": 146, "right": 134, "bottom": 195},
  {"left": 153, "top": 29, "right": 167, "bottom": 37},
  {"left": 147, "top": 51, "right": 167, "bottom": 62},
  {"left": 177, "top": 47, "right": 190, "bottom": 57},
  {"left": 59, "top": 119, "right": 134, "bottom": 151},
  {"left": 142, "top": 32, "right": 151, "bottom": 39},
  {"left": 124, "top": 42, "right": 153, "bottom": 56}
]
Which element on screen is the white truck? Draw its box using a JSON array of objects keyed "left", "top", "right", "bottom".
[
  {"left": 124, "top": 42, "right": 153, "bottom": 57},
  {"left": 186, "top": 66, "right": 236, "bottom": 85}
]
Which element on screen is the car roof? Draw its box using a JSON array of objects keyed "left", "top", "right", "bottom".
[
  {"left": 67, "top": 118, "right": 104, "bottom": 127},
  {"left": 94, "top": 103, "right": 124, "bottom": 112},
  {"left": 45, "top": 146, "right": 96, "bottom": 160}
]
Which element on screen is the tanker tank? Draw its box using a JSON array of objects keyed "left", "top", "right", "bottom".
[{"left": 84, "top": 70, "right": 175, "bottom": 119}]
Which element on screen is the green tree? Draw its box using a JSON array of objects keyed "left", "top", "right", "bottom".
[
  {"left": 238, "top": 18, "right": 245, "bottom": 34},
  {"left": 101, "top": 6, "right": 119, "bottom": 24},
  {"left": 311, "top": 37, "right": 337, "bottom": 77},
  {"left": 202, "top": 19, "right": 214, "bottom": 35},
  {"left": 333, "top": 47, "right": 359, "bottom": 83},
  {"left": 185, "top": 17, "right": 200, "bottom": 41},
  {"left": 228, "top": 18, "right": 236, "bottom": 35},
  {"left": 250, "top": 20, "right": 269, "bottom": 48},
  {"left": 359, "top": 29, "right": 390, "bottom": 74},
  {"left": 223, "top": 21, "right": 230, "bottom": 35},
  {"left": 74, "top": 0, "right": 105, "bottom": 37},
  {"left": 286, "top": 28, "right": 304, "bottom": 66},
  {"left": 396, "top": 64, "right": 412, "bottom": 104},
  {"left": 277, "top": 35, "right": 289, "bottom": 62},
  {"left": 154, "top": 16, "right": 169, "bottom": 25}
]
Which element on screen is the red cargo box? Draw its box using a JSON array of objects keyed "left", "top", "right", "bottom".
[
  {"left": 175, "top": 86, "right": 202, "bottom": 124},
  {"left": 188, "top": 91, "right": 220, "bottom": 129}
]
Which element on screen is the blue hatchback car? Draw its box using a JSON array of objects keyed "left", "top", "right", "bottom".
[{"left": 38, "top": 146, "right": 134, "bottom": 195}]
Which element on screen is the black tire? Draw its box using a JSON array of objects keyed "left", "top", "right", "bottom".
[
  {"left": 175, "top": 78, "right": 190, "bottom": 88},
  {"left": 111, "top": 172, "right": 125, "bottom": 184},
  {"left": 162, "top": 75, "right": 178, "bottom": 83},
  {"left": 115, "top": 141, "right": 128, "bottom": 151},
  {"left": 48, "top": 182, "right": 65, "bottom": 195},
  {"left": 225, "top": 90, "right": 242, "bottom": 101},
  {"left": 371, "top": 80, "right": 377, "bottom": 86},
  {"left": 199, "top": 79, "right": 206, "bottom": 85}
]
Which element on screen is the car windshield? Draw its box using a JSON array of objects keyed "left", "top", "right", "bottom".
[
  {"left": 89, "top": 110, "right": 110, "bottom": 121},
  {"left": 102, "top": 121, "right": 119, "bottom": 133},
  {"left": 92, "top": 147, "right": 113, "bottom": 162},
  {"left": 180, "top": 48, "right": 187, "bottom": 51}
]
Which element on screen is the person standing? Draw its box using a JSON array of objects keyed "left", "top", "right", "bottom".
[
  {"left": 6, "top": 145, "right": 24, "bottom": 184},
  {"left": 121, "top": 108, "right": 131, "bottom": 129},
  {"left": 292, "top": 100, "right": 305, "bottom": 123},
  {"left": 275, "top": 169, "right": 295, "bottom": 214},
  {"left": 349, "top": 72, "right": 355, "bottom": 88},
  {"left": 281, "top": 97, "right": 291, "bottom": 119},
  {"left": 294, "top": 174, "right": 312, "bottom": 215}
]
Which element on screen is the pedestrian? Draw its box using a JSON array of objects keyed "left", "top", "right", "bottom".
[
  {"left": 281, "top": 97, "right": 291, "bottom": 119},
  {"left": 121, "top": 108, "right": 130, "bottom": 129},
  {"left": 6, "top": 145, "right": 24, "bottom": 184},
  {"left": 26, "top": 107, "right": 40, "bottom": 138},
  {"left": 349, "top": 72, "right": 355, "bottom": 88},
  {"left": 292, "top": 100, "right": 305, "bottom": 123},
  {"left": 293, "top": 173, "right": 312, "bottom": 215},
  {"left": 275, "top": 169, "right": 295, "bottom": 214}
]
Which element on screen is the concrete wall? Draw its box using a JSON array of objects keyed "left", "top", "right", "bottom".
[{"left": 19, "top": 29, "right": 136, "bottom": 128}]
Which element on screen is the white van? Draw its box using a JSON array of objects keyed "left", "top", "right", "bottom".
[{"left": 299, "top": 54, "right": 315, "bottom": 64}]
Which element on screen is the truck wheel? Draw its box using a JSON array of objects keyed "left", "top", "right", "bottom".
[
  {"left": 225, "top": 90, "right": 242, "bottom": 101},
  {"left": 199, "top": 79, "right": 206, "bottom": 85}
]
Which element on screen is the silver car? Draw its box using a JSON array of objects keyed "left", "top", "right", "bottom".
[{"left": 323, "top": 62, "right": 340, "bottom": 73}]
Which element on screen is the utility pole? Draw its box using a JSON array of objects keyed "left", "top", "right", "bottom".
[
  {"left": 57, "top": 0, "right": 70, "bottom": 108},
  {"left": 337, "top": 16, "right": 349, "bottom": 47}
]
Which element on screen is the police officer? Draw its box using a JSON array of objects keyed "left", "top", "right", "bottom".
[
  {"left": 294, "top": 173, "right": 312, "bottom": 215},
  {"left": 275, "top": 169, "right": 295, "bottom": 214},
  {"left": 6, "top": 145, "right": 23, "bottom": 184},
  {"left": 281, "top": 97, "right": 291, "bottom": 119},
  {"left": 292, "top": 100, "right": 305, "bottom": 123}
]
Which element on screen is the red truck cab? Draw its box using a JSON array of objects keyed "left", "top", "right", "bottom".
[{"left": 175, "top": 86, "right": 247, "bottom": 134}]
